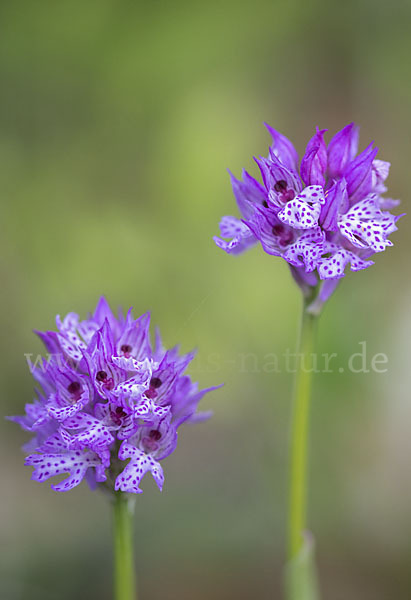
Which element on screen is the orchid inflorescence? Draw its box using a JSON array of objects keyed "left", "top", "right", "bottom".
[
  {"left": 214, "top": 123, "right": 402, "bottom": 307},
  {"left": 10, "top": 297, "right": 220, "bottom": 494}
]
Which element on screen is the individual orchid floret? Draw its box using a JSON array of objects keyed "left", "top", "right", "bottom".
[
  {"left": 9, "top": 297, "right": 222, "bottom": 493},
  {"left": 214, "top": 122, "right": 402, "bottom": 310},
  {"left": 257, "top": 154, "right": 302, "bottom": 207}
]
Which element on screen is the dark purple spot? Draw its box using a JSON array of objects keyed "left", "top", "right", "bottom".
[
  {"left": 96, "top": 370, "right": 108, "bottom": 381},
  {"left": 67, "top": 381, "right": 81, "bottom": 395},
  {"left": 272, "top": 224, "right": 295, "bottom": 247},
  {"left": 149, "top": 429, "right": 162, "bottom": 441},
  {"left": 150, "top": 377, "right": 162, "bottom": 389},
  {"left": 272, "top": 224, "right": 285, "bottom": 236},
  {"left": 274, "top": 179, "right": 287, "bottom": 192}
]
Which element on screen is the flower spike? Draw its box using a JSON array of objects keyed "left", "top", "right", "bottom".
[
  {"left": 10, "top": 298, "right": 221, "bottom": 493},
  {"left": 214, "top": 123, "right": 401, "bottom": 306}
]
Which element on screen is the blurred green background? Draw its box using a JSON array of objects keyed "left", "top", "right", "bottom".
[{"left": 1, "top": 0, "right": 410, "bottom": 598}]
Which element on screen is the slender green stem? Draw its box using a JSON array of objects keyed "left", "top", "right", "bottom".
[
  {"left": 113, "top": 492, "right": 137, "bottom": 600},
  {"left": 287, "top": 300, "right": 318, "bottom": 560}
]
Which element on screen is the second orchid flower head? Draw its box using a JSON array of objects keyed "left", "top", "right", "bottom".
[{"left": 214, "top": 123, "right": 402, "bottom": 312}]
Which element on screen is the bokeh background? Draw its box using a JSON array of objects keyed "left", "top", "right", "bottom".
[{"left": 1, "top": 1, "right": 410, "bottom": 598}]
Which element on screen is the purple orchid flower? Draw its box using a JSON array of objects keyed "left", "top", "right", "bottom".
[
  {"left": 214, "top": 123, "right": 402, "bottom": 309},
  {"left": 9, "top": 297, "right": 222, "bottom": 493}
]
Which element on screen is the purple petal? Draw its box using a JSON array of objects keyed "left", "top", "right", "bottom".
[
  {"left": 93, "top": 296, "right": 118, "bottom": 331},
  {"left": 116, "top": 311, "right": 151, "bottom": 361},
  {"left": 344, "top": 143, "right": 378, "bottom": 202},
  {"left": 229, "top": 170, "right": 267, "bottom": 218},
  {"left": 378, "top": 197, "right": 401, "bottom": 210},
  {"left": 173, "top": 383, "right": 223, "bottom": 427},
  {"left": 265, "top": 123, "right": 299, "bottom": 171},
  {"left": 34, "top": 330, "right": 62, "bottom": 356},
  {"left": 327, "top": 123, "right": 359, "bottom": 178},
  {"left": 300, "top": 129, "right": 328, "bottom": 187},
  {"left": 244, "top": 211, "right": 283, "bottom": 256},
  {"left": 371, "top": 159, "right": 390, "bottom": 194},
  {"left": 214, "top": 215, "right": 257, "bottom": 255},
  {"left": 319, "top": 178, "right": 349, "bottom": 231},
  {"left": 8, "top": 400, "right": 50, "bottom": 432}
]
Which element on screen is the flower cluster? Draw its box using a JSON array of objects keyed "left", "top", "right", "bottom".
[
  {"left": 10, "top": 298, "right": 220, "bottom": 493},
  {"left": 214, "top": 124, "right": 402, "bottom": 304}
]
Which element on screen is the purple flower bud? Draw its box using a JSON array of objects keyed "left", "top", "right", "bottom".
[
  {"left": 327, "top": 123, "right": 359, "bottom": 178},
  {"left": 264, "top": 123, "right": 299, "bottom": 171},
  {"left": 344, "top": 142, "right": 378, "bottom": 202},
  {"left": 300, "top": 129, "right": 327, "bottom": 186},
  {"left": 319, "top": 178, "right": 349, "bottom": 231}
]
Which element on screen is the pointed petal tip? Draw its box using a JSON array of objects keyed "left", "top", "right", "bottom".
[{"left": 264, "top": 121, "right": 276, "bottom": 135}]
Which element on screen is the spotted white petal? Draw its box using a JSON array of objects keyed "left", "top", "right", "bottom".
[
  {"left": 278, "top": 186, "right": 325, "bottom": 229},
  {"left": 115, "top": 443, "right": 164, "bottom": 494}
]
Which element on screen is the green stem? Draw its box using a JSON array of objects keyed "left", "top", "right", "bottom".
[
  {"left": 287, "top": 299, "right": 318, "bottom": 560},
  {"left": 113, "top": 492, "right": 137, "bottom": 600}
]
